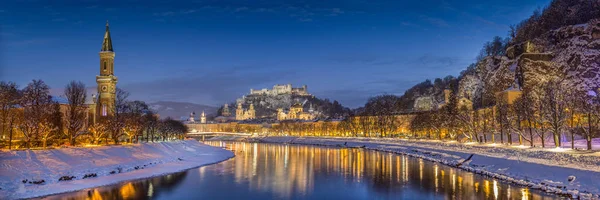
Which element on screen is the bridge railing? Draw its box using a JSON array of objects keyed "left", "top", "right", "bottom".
[{"left": 187, "top": 132, "right": 252, "bottom": 136}]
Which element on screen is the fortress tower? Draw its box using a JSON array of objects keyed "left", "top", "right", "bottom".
[{"left": 97, "top": 21, "right": 118, "bottom": 117}]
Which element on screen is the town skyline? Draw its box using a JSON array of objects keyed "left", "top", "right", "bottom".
[{"left": 0, "top": 0, "right": 549, "bottom": 108}]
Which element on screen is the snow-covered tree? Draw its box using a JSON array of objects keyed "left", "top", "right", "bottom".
[
  {"left": 513, "top": 88, "right": 537, "bottom": 147},
  {"left": 541, "top": 79, "right": 568, "bottom": 148}
]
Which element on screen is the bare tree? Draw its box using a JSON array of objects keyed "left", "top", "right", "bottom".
[
  {"left": 105, "top": 88, "right": 129, "bottom": 144},
  {"left": 64, "top": 81, "right": 87, "bottom": 146},
  {"left": 40, "top": 103, "right": 61, "bottom": 148},
  {"left": 456, "top": 105, "right": 477, "bottom": 142},
  {"left": 87, "top": 122, "right": 106, "bottom": 145},
  {"left": 0, "top": 81, "right": 21, "bottom": 149},
  {"left": 18, "top": 80, "right": 59, "bottom": 148},
  {"left": 513, "top": 88, "right": 536, "bottom": 147},
  {"left": 362, "top": 95, "right": 401, "bottom": 137},
  {"left": 496, "top": 98, "right": 512, "bottom": 144},
  {"left": 123, "top": 101, "right": 148, "bottom": 143},
  {"left": 532, "top": 88, "right": 550, "bottom": 148},
  {"left": 158, "top": 118, "right": 188, "bottom": 141},
  {"left": 569, "top": 89, "right": 600, "bottom": 150},
  {"left": 142, "top": 111, "right": 159, "bottom": 142},
  {"left": 541, "top": 80, "right": 568, "bottom": 148}
]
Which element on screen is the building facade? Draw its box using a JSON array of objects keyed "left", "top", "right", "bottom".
[
  {"left": 277, "top": 103, "right": 316, "bottom": 121},
  {"left": 236, "top": 103, "right": 256, "bottom": 120}
]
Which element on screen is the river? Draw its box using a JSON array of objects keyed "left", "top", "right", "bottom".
[{"left": 39, "top": 141, "right": 559, "bottom": 199}]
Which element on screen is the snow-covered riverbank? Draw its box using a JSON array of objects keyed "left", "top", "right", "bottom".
[
  {"left": 244, "top": 136, "right": 600, "bottom": 199},
  {"left": 0, "top": 139, "right": 234, "bottom": 199}
]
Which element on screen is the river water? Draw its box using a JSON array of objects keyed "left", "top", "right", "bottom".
[{"left": 40, "top": 141, "right": 559, "bottom": 200}]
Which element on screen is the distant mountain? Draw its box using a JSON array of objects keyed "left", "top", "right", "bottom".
[{"left": 148, "top": 101, "right": 217, "bottom": 120}]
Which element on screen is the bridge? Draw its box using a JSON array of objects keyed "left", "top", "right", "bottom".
[
  {"left": 187, "top": 132, "right": 252, "bottom": 136},
  {"left": 186, "top": 132, "right": 252, "bottom": 141}
]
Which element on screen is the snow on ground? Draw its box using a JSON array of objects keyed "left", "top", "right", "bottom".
[
  {"left": 0, "top": 139, "right": 233, "bottom": 200},
  {"left": 248, "top": 136, "right": 600, "bottom": 199}
]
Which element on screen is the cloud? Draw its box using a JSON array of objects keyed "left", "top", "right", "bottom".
[
  {"left": 328, "top": 54, "right": 378, "bottom": 64},
  {"left": 152, "top": 9, "right": 200, "bottom": 18},
  {"left": 153, "top": 11, "right": 175, "bottom": 17},
  {"left": 0, "top": 31, "right": 15, "bottom": 37},
  {"left": 413, "top": 54, "right": 461, "bottom": 67},
  {"left": 420, "top": 15, "right": 450, "bottom": 27},
  {"left": 181, "top": 9, "right": 197, "bottom": 14},
  {"left": 8, "top": 39, "right": 55, "bottom": 47},
  {"left": 162, "top": 3, "right": 360, "bottom": 22},
  {"left": 327, "top": 8, "right": 344, "bottom": 16},
  {"left": 326, "top": 54, "right": 399, "bottom": 67},
  {"left": 234, "top": 7, "right": 249, "bottom": 12},
  {"left": 438, "top": 0, "right": 506, "bottom": 30},
  {"left": 407, "top": 54, "right": 470, "bottom": 76},
  {"left": 315, "top": 82, "right": 412, "bottom": 108},
  {"left": 255, "top": 8, "right": 275, "bottom": 13}
]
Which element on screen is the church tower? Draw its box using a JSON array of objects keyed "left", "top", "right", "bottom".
[
  {"left": 236, "top": 102, "right": 244, "bottom": 120},
  {"left": 200, "top": 111, "right": 206, "bottom": 124},
  {"left": 248, "top": 103, "right": 255, "bottom": 119},
  {"left": 97, "top": 21, "right": 118, "bottom": 117}
]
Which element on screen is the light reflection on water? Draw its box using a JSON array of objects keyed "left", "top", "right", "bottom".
[{"left": 39, "top": 141, "right": 560, "bottom": 200}]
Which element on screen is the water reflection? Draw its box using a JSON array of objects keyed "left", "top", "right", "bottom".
[
  {"left": 38, "top": 171, "right": 188, "bottom": 200},
  {"left": 39, "top": 142, "right": 559, "bottom": 200}
]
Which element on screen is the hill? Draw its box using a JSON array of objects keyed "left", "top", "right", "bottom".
[
  {"left": 361, "top": 0, "right": 600, "bottom": 112},
  {"left": 218, "top": 93, "right": 351, "bottom": 119}
]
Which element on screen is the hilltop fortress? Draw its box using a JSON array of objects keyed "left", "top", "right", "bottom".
[{"left": 250, "top": 84, "right": 310, "bottom": 96}]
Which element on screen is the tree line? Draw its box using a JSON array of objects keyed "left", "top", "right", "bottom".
[
  {"left": 269, "top": 79, "right": 600, "bottom": 150},
  {"left": 410, "top": 78, "right": 600, "bottom": 150},
  {"left": 0, "top": 80, "right": 188, "bottom": 149}
]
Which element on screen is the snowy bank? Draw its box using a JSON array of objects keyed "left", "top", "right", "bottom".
[
  {"left": 249, "top": 136, "right": 600, "bottom": 199},
  {"left": 0, "top": 139, "right": 233, "bottom": 199}
]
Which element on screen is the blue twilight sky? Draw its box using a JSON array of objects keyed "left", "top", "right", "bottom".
[{"left": 0, "top": 0, "right": 549, "bottom": 108}]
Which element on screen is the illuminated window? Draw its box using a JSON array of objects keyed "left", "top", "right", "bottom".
[
  {"left": 104, "top": 62, "right": 107, "bottom": 71},
  {"left": 102, "top": 105, "right": 107, "bottom": 116}
]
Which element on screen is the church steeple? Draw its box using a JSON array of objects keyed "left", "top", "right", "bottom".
[
  {"left": 97, "top": 21, "right": 118, "bottom": 117},
  {"left": 101, "top": 20, "right": 113, "bottom": 52}
]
